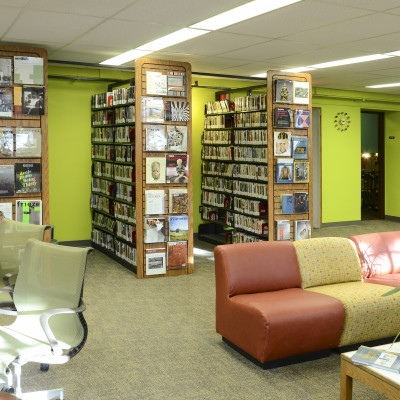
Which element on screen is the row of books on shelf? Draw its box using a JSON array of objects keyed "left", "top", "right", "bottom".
[
  {"left": 205, "top": 94, "right": 266, "bottom": 114},
  {"left": 0, "top": 200, "right": 42, "bottom": 224},
  {"left": 145, "top": 155, "right": 188, "bottom": 184},
  {"left": 145, "top": 241, "right": 188, "bottom": 276},
  {"left": 202, "top": 180, "right": 268, "bottom": 200},
  {"left": 91, "top": 86, "right": 135, "bottom": 108},
  {"left": 225, "top": 211, "right": 268, "bottom": 236},
  {"left": 278, "top": 192, "right": 309, "bottom": 214},
  {"left": 0, "top": 86, "right": 44, "bottom": 117},
  {"left": 91, "top": 126, "right": 135, "bottom": 144},
  {"left": 146, "top": 71, "right": 185, "bottom": 97},
  {"left": 202, "top": 176, "right": 232, "bottom": 193},
  {"left": 202, "top": 129, "right": 267, "bottom": 145},
  {"left": 202, "top": 146, "right": 268, "bottom": 163},
  {"left": 92, "top": 161, "right": 134, "bottom": 183},
  {"left": 92, "top": 178, "right": 135, "bottom": 202},
  {"left": 0, "top": 163, "right": 41, "bottom": 196},
  {"left": 205, "top": 99, "right": 234, "bottom": 114},
  {"left": 144, "top": 188, "right": 188, "bottom": 214},
  {"left": 274, "top": 133, "right": 308, "bottom": 159},
  {"left": 204, "top": 111, "right": 267, "bottom": 129},
  {"left": 0, "top": 56, "right": 44, "bottom": 86},
  {"left": 92, "top": 211, "right": 136, "bottom": 243},
  {"left": 90, "top": 194, "right": 136, "bottom": 223},
  {"left": 145, "top": 124, "right": 187, "bottom": 152},
  {"left": 91, "top": 144, "right": 135, "bottom": 163},
  {"left": 276, "top": 220, "right": 311, "bottom": 241},
  {"left": 91, "top": 228, "right": 137, "bottom": 266},
  {"left": 276, "top": 159, "right": 309, "bottom": 183},
  {"left": 0, "top": 127, "right": 41, "bottom": 157},
  {"left": 274, "top": 79, "right": 310, "bottom": 105},
  {"left": 275, "top": 107, "right": 310, "bottom": 129},
  {"left": 91, "top": 105, "right": 135, "bottom": 126},
  {"left": 202, "top": 161, "right": 268, "bottom": 181},
  {"left": 142, "top": 97, "right": 189, "bottom": 123},
  {"left": 231, "top": 231, "right": 264, "bottom": 243}
]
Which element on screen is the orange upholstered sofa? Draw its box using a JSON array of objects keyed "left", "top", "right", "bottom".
[{"left": 214, "top": 232, "right": 400, "bottom": 367}]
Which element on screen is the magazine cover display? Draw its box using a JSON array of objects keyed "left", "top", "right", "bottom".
[
  {"left": 294, "top": 220, "right": 311, "bottom": 240},
  {"left": 294, "top": 192, "right": 309, "bottom": 214},
  {"left": 15, "top": 127, "right": 42, "bottom": 157},
  {"left": 145, "top": 248, "right": 166, "bottom": 276},
  {"left": 142, "top": 97, "right": 164, "bottom": 123},
  {"left": 0, "top": 165, "right": 14, "bottom": 196},
  {"left": 167, "top": 72, "right": 185, "bottom": 96},
  {"left": 16, "top": 200, "right": 42, "bottom": 224},
  {"left": 276, "top": 158, "right": 293, "bottom": 183},
  {"left": 292, "top": 136, "right": 308, "bottom": 159},
  {"left": 166, "top": 154, "right": 188, "bottom": 183},
  {"left": 275, "top": 79, "right": 293, "bottom": 103},
  {"left": 168, "top": 215, "right": 189, "bottom": 241},
  {"left": 0, "top": 202, "right": 13, "bottom": 219},
  {"left": 294, "top": 161, "right": 309, "bottom": 183},
  {"left": 0, "top": 58, "right": 12, "bottom": 86},
  {"left": 146, "top": 71, "right": 167, "bottom": 96},
  {"left": 294, "top": 109, "right": 310, "bottom": 128},
  {"left": 144, "top": 189, "right": 165, "bottom": 215},
  {"left": 169, "top": 188, "right": 188, "bottom": 213},
  {"left": 167, "top": 241, "right": 187, "bottom": 270},
  {"left": 274, "top": 107, "right": 292, "bottom": 128},
  {"left": 146, "top": 157, "right": 166, "bottom": 184},
  {"left": 144, "top": 217, "right": 166, "bottom": 244},
  {"left": 293, "top": 81, "right": 310, "bottom": 104},
  {"left": 0, "top": 88, "right": 13, "bottom": 117},
  {"left": 21, "top": 86, "right": 44, "bottom": 115},
  {"left": 167, "top": 125, "right": 187, "bottom": 151},
  {"left": 15, "top": 163, "right": 41, "bottom": 193},
  {"left": 145, "top": 125, "right": 167, "bottom": 151},
  {"left": 165, "top": 101, "right": 190, "bottom": 122},
  {"left": 0, "top": 127, "right": 13, "bottom": 156},
  {"left": 281, "top": 194, "right": 293, "bottom": 214},
  {"left": 276, "top": 220, "right": 290, "bottom": 240},
  {"left": 14, "top": 56, "right": 44, "bottom": 85},
  {"left": 274, "top": 132, "right": 291, "bottom": 156}
]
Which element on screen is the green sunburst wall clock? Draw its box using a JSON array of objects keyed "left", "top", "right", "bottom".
[{"left": 334, "top": 112, "right": 351, "bottom": 132}]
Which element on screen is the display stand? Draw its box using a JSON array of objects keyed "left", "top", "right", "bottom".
[
  {"left": 135, "top": 58, "right": 193, "bottom": 279},
  {"left": 0, "top": 45, "right": 49, "bottom": 232}
]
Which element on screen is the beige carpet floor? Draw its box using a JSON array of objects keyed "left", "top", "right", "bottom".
[{"left": 7, "top": 220, "right": 400, "bottom": 399}]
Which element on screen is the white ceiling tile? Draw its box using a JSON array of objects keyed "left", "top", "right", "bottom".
[
  {"left": 0, "top": 0, "right": 28, "bottom": 6},
  {"left": 0, "top": 7, "right": 22, "bottom": 37},
  {"left": 340, "top": 32, "right": 400, "bottom": 54},
  {"left": 4, "top": 9, "right": 103, "bottom": 43},
  {"left": 385, "top": 6, "right": 400, "bottom": 15},
  {"left": 317, "top": 0, "right": 400, "bottom": 11}
]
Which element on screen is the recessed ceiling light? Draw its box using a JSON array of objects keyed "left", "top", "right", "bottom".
[
  {"left": 100, "top": 50, "right": 152, "bottom": 65},
  {"left": 366, "top": 82, "right": 400, "bottom": 88},
  {"left": 308, "top": 54, "right": 392, "bottom": 69},
  {"left": 190, "top": 0, "right": 302, "bottom": 31},
  {"left": 251, "top": 73, "right": 267, "bottom": 78}
]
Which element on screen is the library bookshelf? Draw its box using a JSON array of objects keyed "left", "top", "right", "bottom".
[{"left": 0, "top": 45, "right": 49, "bottom": 234}]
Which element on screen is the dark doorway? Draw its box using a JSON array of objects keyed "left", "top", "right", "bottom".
[{"left": 361, "top": 111, "right": 384, "bottom": 220}]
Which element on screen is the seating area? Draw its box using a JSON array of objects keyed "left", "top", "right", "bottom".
[{"left": 214, "top": 231, "right": 400, "bottom": 368}]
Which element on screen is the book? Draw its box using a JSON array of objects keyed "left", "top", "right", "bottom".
[
  {"left": 142, "top": 97, "right": 164, "bottom": 123},
  {"left": 292, "top": 136, "right": 308, "bottom": 159},
  {"left": 146, "top": 71, "right": 168, "bottom": 96},
  {"left": 13, "top": 86, "right": 22, "bottom": 115},
  {"left": 167, "top": 125, "right": 187, "bottom": 151},
  {"left": 0, "top": 58, "right": 12, "bottom": 86},
  {"left": 168, "top": 215, "right": 189, "bottom": 241},
  {"left": 144, "top": 217, "right": 166, "bottom": 243},
  {"left": 145, "top": 189, "right": 165, "bottom": 215},
  {"left": 295, "top": 220, "right": 311, "bottom": 240},
  {"left": 275, "top": 79, "right": 293, "bottom": 103},
  {"left": 294, "top": 161, "right": 309, "bottom": 183},
  {"left": 14, "top": 56, "right": 44, "bottom": 85},
  {"left": 293, "top": 81, "right": 310, "bottom": 105},
  {"left": 0, "top": 127, "right": 13, "bottom": 157},
  {"left": 15, "top": 163, "right": 41, "bottom": 194},
  {"left": 169, "top": 188, "right": 188, "bottom": 213},
  {"left": 294, "top": 109, "right": 310, "bottom": 128},
  {"left": 22, "top": 86, "right": 44, "bottom": 115},
  {"left": 0, "top": 165, "right": 14, "bottom": 196},
  {"left": 165, "top": 101, "right": 190, "bottom": 122},
  {"left": 145, "top": 125, "right": 167, "bottom": 151},
  {"left": 15, "top": 127, "right": 42, "bottom": 157},
  {"left": 275, "top": 107, "right": 292, "bottom": 128},
  {"left": 274, "top": 131, "right": 291, "bottom": 156},
  {"left": 276, "top": 158, "right": 293, "bottom": 183},
  {"left": 167, "top": 72, "right": 185, "bottom": 96},
  {"left": 16, "top": 200, "right": 42, "bottom": 224},
  {"left": 166, "top": 154, "right": 188, "bottom": 183},
  {"left": 145, "top": 248, "right": 166, "bottom": 276},
  {"left": 145, "top": 157, "right": 166, "bottom": 184},
  {"left": 281, "top": 194, "right": 294, "bottom": 214},
  {"left": 294, "top": 192, "right": 309, "bottom": 213},
  {"left": 0, "top": 202, "right": 13, "bottom": 220},
  {"left": 167, "top": 241, "right": 187, "bottom": 270},
  {"left": 0, "top": 88, "right": 13, "bottom": 117},
  {"left": 351, "top": 346, "right": 400, "bottom": 374},
  {"left": 276, "top": 220, "right": 290, "bottom": 240}
]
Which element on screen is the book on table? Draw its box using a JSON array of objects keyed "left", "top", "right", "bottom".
[{"left": 351, "top": 346, "right": 400, "bottom": 373}]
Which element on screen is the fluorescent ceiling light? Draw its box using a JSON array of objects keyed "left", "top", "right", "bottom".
[
  {"left": 308, "top": 54, "right": 392, "bottom": 69},
  {"left": 385, "top": 50, "right": 400, "bottom": 56},
  {"left": 136, "top": 28, "right": 210, "bottom": 52},
  {"left": 100, "top": 50, "right": 152, "bottom": 65},
  {"left": 251, "top": 73, "right": 267, "bottom": 78},
  {"left": 366, "top": 82, "right": 400, "bottom": 88},
  {"left": 190, "top": 0, "right": 302, "bottom": 31},
  {"left": 281, "top": 67, "right": 316, "bottom": 72}
]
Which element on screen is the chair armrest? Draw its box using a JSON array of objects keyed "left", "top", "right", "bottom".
[
  {"left": 3, "top": 273, "right": 17, "bottom": 288},
  {"left": 40, "top": 301, "right": 86, "bottom": 356}
]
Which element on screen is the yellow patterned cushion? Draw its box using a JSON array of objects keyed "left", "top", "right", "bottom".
[
  {"left": 293, "top": 237, "right": 362, "bottom": 289},
  {"left": 307, "top": 282, "right": 400, "bottom": 346}
]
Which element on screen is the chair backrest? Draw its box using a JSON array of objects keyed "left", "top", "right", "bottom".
[
  {"left": 13, "top": 239, "right": 92, "bottom": 350},
  {"left": 0, "top": 219, "right": 49, "bottom": 276}
]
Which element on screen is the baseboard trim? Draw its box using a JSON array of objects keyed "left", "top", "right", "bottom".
[
  {"left": 321, "top": 220, "right": 361, "bottom": 228},
  {"left": 58, "top": 240, "right": 92, "bottom": 247},
  {"left": 385, "top": 215, "right": 400, "bottom": 223}
]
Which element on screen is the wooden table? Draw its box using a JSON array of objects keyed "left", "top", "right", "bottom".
[
  {"left": 341, "top": 343, "right": 400, "bottom": 399},
  {"left": 0, "top": 393, "right": 21, "bottom": 400}
]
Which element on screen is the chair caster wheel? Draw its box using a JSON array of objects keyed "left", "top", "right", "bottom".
[
  {"left": 40, "top": 363, "right": 49, "bottom": 372},
  {"left": 1, "top": 386, "right": 14, "bottom": 393}
]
